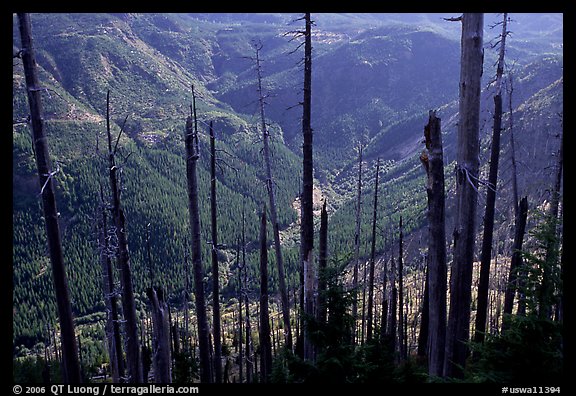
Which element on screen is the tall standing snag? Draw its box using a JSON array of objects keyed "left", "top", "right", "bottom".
[
  {"left": 105, "top": 90, "right": 143, "bottom": 383},
  {"left": 398, "top": 217, "right": 406, "bottom": 360},
  {"left": 253, "top": 43, "right": 293, "bottom": 351},
  {"left": 147, "top": 287, "right": 172, "bottom": 383},
  {"left": 420, "top": 111, "right": 447, "bottom": 377},
  {"left": 300, "top": 12, "right": 316, "bottom": 362},
  {"left": 97, "top": 183, "right": 125, "bottom": 382},
  {"left": 475, "top": 13, "right": 508, "bottom": 346},
  {"left": 17, "top": 12, "right": 82, "bottom": 383},
  {"left": 352, "top": 144, "right": 363, "bottom": 345},
  {"left": 258, "top": 206, "right": 273, "bottom": 382},
  {"left": 366, "top": 159, "right": 381, "bottom": 342},
  {"left": 317, "top": 200, "right": 329, "bottom": 325},
  {"left": 185, "top": 87, "right": 212, "bottom": 383},
  {"left": 444, "top": 13, "right": 484, "bottom": 378},
  {"left": 209, "top": 121, "right": 223, "bottom": 383}
]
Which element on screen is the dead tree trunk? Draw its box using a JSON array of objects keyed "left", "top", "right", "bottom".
[
  {"left": 420, "top": 111, "right": 447, "bottom": 377},
  {"left": 352, "top": 145, "right": 363, "bottom": 345},
  {"left": 417, "top": 265, "right": 429, "bottom": 358},
  {"left": 388, "top": 257, "right": 397, "bottom": 353},
  {"left": 147, "top": 288, "right": 172, "bottom": 383},
  {"left": 242, "top": 205, "right": 253, "bottom": 383},
  {"left": 379, "top": 253, "right": 389, "bottom": 343},
  {"left": 236, "top": 243, "right": 244, "bottom": 383},
  {"left": 366, "top": 159, "right": 381, "bottom": 342},
  {"left": 444, "top": 12, "right": 484, "bottom": 379},
  {"left": 185, "top": 87, "right": 212, "bottom": 383},
  {"left": 104, "top": 90, "right": 143, "bottom": 383},
  {"left": 507, "top": 74, "right": 519, "bottom": 218},
  {"left": 540, "top": 132, "right": 563, "bottom": 320},
  {"left": 253, "top": 43, "right": 293, "bottom": 351},
  {"left": 300, "top": 12, "right": 316, "bottom": 363},
  {"left": 502, "top": 196, "right": 528, "bottom": 327},
  {"left": 209, "top": 121, "right": 223, "bottom": 383},
  {"left": 317, "top": 200, "right": 328, "bottom": 325},
  {"left": 98, "top": 183, "right": 125, "bottom": 382},
  {"left": 398, "top": 217, "right": 406, "bottom": 361},
  {"left": 17, "top": 12, "right": 82, "bottom": 383},
  {"left": 475, "top": 13, "right": 508, "bottom": 346},
  {"left": 258, "top": 206, "right": 273, "bottom": 382}
]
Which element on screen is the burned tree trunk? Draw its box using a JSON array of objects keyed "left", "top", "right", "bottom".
[
  {"left": 398, "top": 217, "right": 406, "bottom": 361},
  {"left": 104, "top": 90, "right": 143, "bottom": 383},
  {"left": 17, "top": 12, "right": 82, "bottom": 383},
  {"left": 417, "top": 265, "right": 429, "bottom": 358},
  {"left": 185, "top": 87, "right": 212, "bottom": 383},
  {"left": 503, "top": 196, "right": 528, "bottom": 326},
  {"left": 147, "top": 288, "right": 172, "bottom": 383},
  {"left": 317, "top": 200, "right": 328, "bottom": 325},
  {"left": 97, "top": 183, "right": 125, "bottom": 382},
  {"left": 366, "top": 159, "right": 381, "bottom": 342},
  {"left": 444, "top": 13, "right": 484, "bottom": 379},
  {"left": 242, "top": 206, "right": 253, "bottom": 383},
  {"left": 300, "top": 12, "right": 316, "bottom": 363},
  {"left": 254, "top": 43, "right": 293, "bottom": 351},
  {"left": 236, "top": 243, "right": 244, "bottom": 384},
  {"left": 475, "top": 13, "right": 508, "bottom": 346},
  {"left": 539, "top": 132, "right": 563, "bottom": 320},
  {"left": 420, "top": 111, "right": 447, "bottom": 377},
  {"left": 352, "top": 145, "right": 363, "bottom": 345},
  {"left": 388, "top": 258, "right": 398, "bottom": 353},
  {"left": 209, "top": 121, "right": 223, "bottom": 383},
  {"left": 379, "top": 253, "right": 389, "bottom": 344},
  {"left": 259, "top": 207, "right": 273, "bottom": 382}
]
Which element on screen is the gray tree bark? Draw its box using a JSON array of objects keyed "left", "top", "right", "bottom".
[
  {"left": 209, "top": 121, "right": 223, "bottom": 383},
  {"left": 185, "top": 87, "right": 212, "bottom": 383},
  {"left": 17, "top": 13, "right": 82, "bottom": 383},
  {"left": 147, "top": 288, "right": 172, "bottom": 383},
  {"left": 105, "top": 90, "right": 143, "bottom": 383},
  {"left": 317, "top": 200, "right": 329, "bottom": 325},
  {"left": 97, "top": 184, "right": 125, "bottom": 382},
  {"left": 254, "top": 44, "right": 293, "bottom": 351},
  {"left": 258, "top": 207, "right": 273, "bottom": 382},
  {"left": 475, "top": 13, "right": 508, "bottom": 346},
  {"left": 398, "top": 217, "right": 406, "bottom": 360},
  {"left": 352, "top": 145, "right": 363, "bottom": 345},
  {"left": 300, "top": 12, "right": 316, "bottom": 363},
  {"left": 502, "top": 196, "right": 528, "bottom": 326},
  {"left": 420, "top": 111, "right": 447, "bottom": 377},
  {"left": 444, "top": 12, "right": 484, "bottom": 379},
  {"left": 366, "top": 160, "right": 380, "bottom": 343}
]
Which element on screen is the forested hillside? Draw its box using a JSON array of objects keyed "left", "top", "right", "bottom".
[{"left": 12, "top": 13, "right": 563, "bottom": 384}]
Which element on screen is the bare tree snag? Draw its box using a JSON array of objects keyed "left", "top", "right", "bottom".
[
  {"left": 253, "top": 43, "right": 293, "bottom": 351},
  {"left": 98, "top": 183, "right": 125, "bottom": 382},
  {"left": 258, "top": 206, "right": 273, "bottom": 382},
  {"left": 318, "top": 200, "right": 328, "bottom": 325},
  {"left": 502, "top": 196, "right": 528, "bottom": 327},
  {"left": 352, "top": 144, "right": 363, "bottom": 345},
  {"left": 366, "top": 159, "right": 381, "bottom": 342},
  {"left": 398, "top": 217, "right": 406, "bottom": 361},
  {"left": 444, "top": 13, "right": 484, "bottom": 379},
  {"left": 209, "top": 121, "right": 223, "bottom": 383},
  {"left": 300, "top": 12, "right": 316, "bottom": 363},
  {"left": 17, "top": 12, "right": 82, "bottom": 383},
  {"left": 147, "top": 288, "right": 172, "bottom": 383},
  {"left": 185, "top": 87, "right": 212, "bottom": 383},
  {"left": 104, "top": 90, "right": 144, "bottom": 383},
  {"left": 420, "top": 111, "right": 447, "bottom": 377},
  {"left": 475, "top": 13, "right": 508, "bottom": 346}
]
